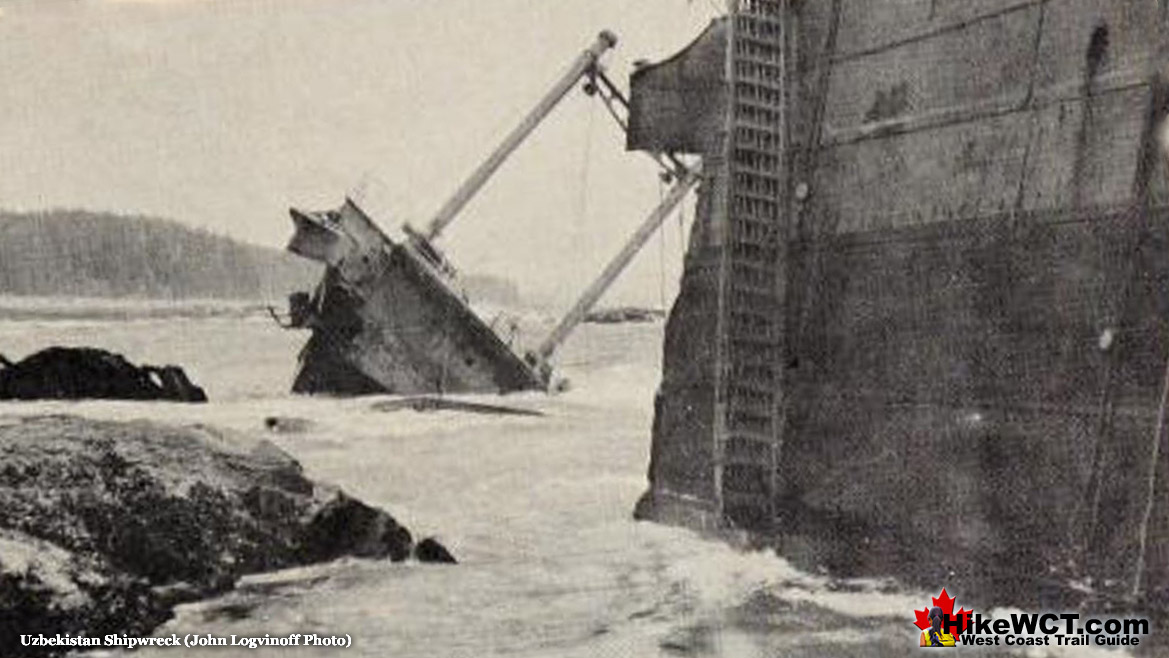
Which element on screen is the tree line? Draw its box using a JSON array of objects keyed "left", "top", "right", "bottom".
[{"left": 0, "top": 210, "right": 319, "bottom": 300}]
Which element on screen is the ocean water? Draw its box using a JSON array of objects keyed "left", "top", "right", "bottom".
[{"left": 0, "top": 308, "right": 1133, "bottom": 657}]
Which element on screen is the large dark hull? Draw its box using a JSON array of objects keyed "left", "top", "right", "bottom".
[
  {"left": 285, "top": 200, "right": 546, "bottom": 396},
  {"left": 636, "top": 1, "right": 1169, "bottom": 605}
]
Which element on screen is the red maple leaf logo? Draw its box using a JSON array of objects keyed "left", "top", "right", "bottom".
[{"left": 913, "top": 588, "right": 970, "bottom": 640}]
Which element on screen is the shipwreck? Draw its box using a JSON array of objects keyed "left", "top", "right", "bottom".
[
  {"left": 272, "top": 0, "right": 1169, "bottom": 611},
  {"left": 281, "top": 201, "right": 549, "bottom": 396},
  {"left": 278, "top": 30, "right": 700, "bottom": 397},
  {"left": 632, "top": 0, "right": 1169, "bottom": 609}
]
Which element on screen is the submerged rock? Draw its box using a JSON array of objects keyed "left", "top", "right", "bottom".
[
  {"left": 584, "top": 306, "right": 665, "bottom": 324},
  {"left": 0, "top": 347, "right": 207, "bottom": 402},
  {"left": 263, "top": 416, "right": 315, "bottom": 433},
  {"left": 413, "top": 537, "right": 457, "bottom": 564},
  {"left": 370, "top": 397, "right": 544, "bottom": 417},
  {"left": 0, "top": 416, "right": 424, "bottom": 655}
]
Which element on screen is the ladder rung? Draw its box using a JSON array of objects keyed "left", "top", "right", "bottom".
[
  {"left": 730, "top": 162, "right": 782, "bottom": 181},
  {"left": 731, "top": 189, "right": 780, "bottom": 204},
  {"left": 730, "top": 117, "right": 782, "bottom": 136},
  {"left": 732, "top": 72, "right": 784, "bottom": 91}
]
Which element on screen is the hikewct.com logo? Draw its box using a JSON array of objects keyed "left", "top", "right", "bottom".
[{"left": 914, "top": 589, "right": 1149, "bottom": 648}]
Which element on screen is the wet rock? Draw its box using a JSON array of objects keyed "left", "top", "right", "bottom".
[
  {"left": 0, "top": 347, "right": 207, "bottom": 402},
  {"left": 413, "top": 537, "right": 457, "bottom": 564},
  {"left": 370, "top": 397, "right": 543, "bottom": 417},
  {"left": 299, "top": 490, "right": 413, "bottom": 563},
  {"left": 264, "top": 416, "right": 315, "bottom": 433},
  {"left": 584, "top": 306, "right": 665, "bottom": 324},
  {"left": 0, "top": 415, "right": 426, "bottom": 655},
  {"left": 659, "top": 623, "right": 716, "bottom": 655},
  {"left": 0, "top": 529, "right": 168, "bottom": 657}
]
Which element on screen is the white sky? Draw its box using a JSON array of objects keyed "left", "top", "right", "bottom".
[{"left": 0, "top": 0, "right": 720, "bottom": 306}]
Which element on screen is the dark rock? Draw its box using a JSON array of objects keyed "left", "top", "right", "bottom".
[
  {"left": 659, "top": 623, "right": 716, "bottom": 655},
  {"left": 0, "top": 529, "right": 169, "bottom": 657},
  {"left": 370, "top": 397, "right": 543, "bottom": 417},
  {"left": 0, "top": 347, "right": 207, "bottom": 402},
  {"left": 263, "top": 416, "right": 314, "bottom": 433},
  {"left": 0, "top": 416, "right": 424, "bottom": 655},
  {"left": 145, "top": 365, "right": 208, "bottom": 403},
  {"left": 413, "top": 537, "right": 457, "bottom": 564},
  {"left": 299, "top": 490, "right": 413, "bottom": 563}
]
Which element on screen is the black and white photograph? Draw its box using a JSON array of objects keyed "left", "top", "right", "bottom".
[{"left": 0, "top": 0, "right": 1167, "bottom": 656}]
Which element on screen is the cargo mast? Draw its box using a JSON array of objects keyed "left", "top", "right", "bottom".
[
  {"left": 423, "top": 31, "right": 619, "bottom": 241},
  {"left": 533, "top": 164, "right": 702, "bottom": 366}
]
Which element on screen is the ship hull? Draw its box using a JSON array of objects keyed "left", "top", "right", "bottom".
[
  {"left": 286, "top": 201, "right": 545, "bottom": 396},
  {"left": 635, "top": 0, "right": 1169, "bottom": 605}
]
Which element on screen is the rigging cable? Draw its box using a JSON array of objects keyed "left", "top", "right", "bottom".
[
  {"left": 678, "top": 180, "right": 688, "bottom": 261},
  {"left": 658, "top": 177, "right": 667, "bottom": 311},
  {"left": 1132, "top": 332, "right": 1169, "bottom": 599},
  {"left": 574, "top": 93, "right": 597, "bottom": 267}
]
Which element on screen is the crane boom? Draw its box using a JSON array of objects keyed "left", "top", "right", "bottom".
[
  {"left": 533, "top": 162, "right": 702, "bottom": 366},
  {"left": 425, "top": 30, "right": 619, "bottom": 241}
]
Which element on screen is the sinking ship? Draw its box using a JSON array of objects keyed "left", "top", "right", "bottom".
[
  {"left": 278, "top": 30, "right": 698, "bottom": 397},
  {"left": 282, "top": 201, "right": 548, "bottom": 395}
]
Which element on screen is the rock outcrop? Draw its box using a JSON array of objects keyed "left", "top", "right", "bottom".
[
  {"left": 0, "top": 347, "right": 207, "bottom": 402},
  {"left": 413, "top": 537, "right": 458, "bottom": 564},
  {"left": 0, "top": 528, "right": 165, "bottom": 656},
  {"left": 0, "top": 416, "right": 441, "bottom": 656}
]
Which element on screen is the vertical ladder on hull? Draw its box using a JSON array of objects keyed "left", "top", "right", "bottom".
[{"left": 713, "top": 0, "right": 789, "bottom": 530}]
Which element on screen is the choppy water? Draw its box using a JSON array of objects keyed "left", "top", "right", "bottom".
[{"left": 0, "top": 308, "right": 1135, "bottom": 657}]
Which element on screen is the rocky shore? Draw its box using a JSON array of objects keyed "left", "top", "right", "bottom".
[{"left": 0, "top": 415, "right": 449, "bottom": 656}]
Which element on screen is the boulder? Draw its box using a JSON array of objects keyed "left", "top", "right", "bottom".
[
  {"left": 263, "top": 416, "right": 315, "bottom": 433},
  {"left": 299, "top": 491, "right": 413, "bottom": 563},
  {"left": 413, "top": 537, "right": 458, "bottom": 564},
  {"left": 0, "top": 347, "right": 207, "bottom": 402},
  {"left": 0, "top": 416, "right": 422, "bottom": 654}
]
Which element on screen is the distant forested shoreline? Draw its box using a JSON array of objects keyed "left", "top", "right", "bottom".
[
  {"left": 0, "top": 209, "right": 523, "bottom": 306},
  {"left": 0, "top": 210, "right": 319, "bottom": 300}
]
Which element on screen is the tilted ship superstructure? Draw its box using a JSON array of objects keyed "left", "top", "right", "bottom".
[
  {"left": 283, "top": 201, "right": 548, "bottom": 395},
  {"left": 279, "top": 31, "right": 699, "bottom": 396}
]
